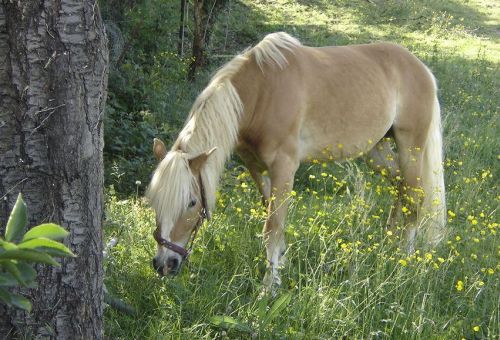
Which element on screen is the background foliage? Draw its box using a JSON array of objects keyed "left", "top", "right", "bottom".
[{"left": 101, "top": 0, "right": 498, "bottom": 338}]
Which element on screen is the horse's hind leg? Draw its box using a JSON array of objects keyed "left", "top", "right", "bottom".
[
  {"left": 367, "top": 138, "right": 399, "bottom": 178},
  {"left": 393, "top": 128, "right": 427, "bottom": 253},
  {"left": 366, "top": 138, "right": 402, "bottom": 230}
]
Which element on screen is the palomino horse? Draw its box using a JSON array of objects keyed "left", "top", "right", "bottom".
[{"left": 147, "top": 32, "right": 446, "bottom": 288}]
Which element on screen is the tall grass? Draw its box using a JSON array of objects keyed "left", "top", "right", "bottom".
[{"left": 104, "top": 0, "right": 499, "bottom": 338}]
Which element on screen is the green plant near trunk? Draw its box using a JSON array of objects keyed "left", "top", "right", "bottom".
[
  {"left": 0, "top": 194, "right": 75, "bottom": 312},
  {"left": 210, "top": 292, "right": 292, "bottom": 336}
]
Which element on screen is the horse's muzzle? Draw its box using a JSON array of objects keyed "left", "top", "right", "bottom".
[{"left": 152, "top": 257, "right": 181, "bottom": 276}]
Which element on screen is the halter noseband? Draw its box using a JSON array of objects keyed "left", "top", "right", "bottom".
[{"left": 154, "top": 174, "right": 210, "bottom": 260}]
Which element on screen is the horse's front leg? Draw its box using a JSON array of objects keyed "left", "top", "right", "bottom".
[{"left": 262, "top": 154, "right": 298, "bottom": 291}]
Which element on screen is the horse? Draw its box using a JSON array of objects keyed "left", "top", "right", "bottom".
[{"left": 146, "top": 32, "right": 446, "bottom": 288}]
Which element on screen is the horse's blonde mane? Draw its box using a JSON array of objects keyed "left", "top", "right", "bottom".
[
  {"left": 147, "top": 32, "right": 301, "bottom": 227},
  {"left": 253, "top": 32, "right": 301, "bottom": 70},
  {"left": 147, "top": 151, "right": 195, "bottom": 227}
]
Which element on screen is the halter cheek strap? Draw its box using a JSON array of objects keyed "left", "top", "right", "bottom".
[{"left": 154, "top": 174, "right": 209, "bottom": 260}]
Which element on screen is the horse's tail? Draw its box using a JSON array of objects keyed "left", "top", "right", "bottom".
[{"left": 421, "top": 92, "right": 447, "bottom": 246}]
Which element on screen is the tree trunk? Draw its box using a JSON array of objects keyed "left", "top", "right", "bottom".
[
  {"left": 187, "top": 0, "right": 228, "bottom": 81},
  {"left": 188, "top": 0, "right": 205, "bottom": 81},
  {"left": 0, "top": 0, "right": 108, "bottom": 338},
  {"left": 178, "top": 0, "right": 187, "bottom": 57}
]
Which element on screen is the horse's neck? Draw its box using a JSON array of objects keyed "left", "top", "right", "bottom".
[{"left": 177, "top": 58, "right": 262, "bottom": 209}]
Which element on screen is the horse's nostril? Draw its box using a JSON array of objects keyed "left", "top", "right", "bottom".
[{"left": 167, "top": 257, "right": 179, "bottom": 271}]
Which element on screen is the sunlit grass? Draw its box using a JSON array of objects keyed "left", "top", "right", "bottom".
[{"left": 105, "top": 153, "right": 498, "bottom": 338}]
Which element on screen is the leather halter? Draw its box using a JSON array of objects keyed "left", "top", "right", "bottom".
[{"left": 154, "top": 174, "right": 210, "bottom": 260}]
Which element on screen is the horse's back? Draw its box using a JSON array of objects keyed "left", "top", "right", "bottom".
[{"left": 294, "top": 42, "right": 435, "bottom": 95}]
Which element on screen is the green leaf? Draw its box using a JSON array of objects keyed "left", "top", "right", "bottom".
[
  {"left": 256, "top": 295, "right": 269, "bottom": 323},
  {"left": 22, "top": 224, "right": 69, "bottom": 242},
  {"left": 35, "top": 248, "right": 74, "bottom": 258},
  {"left": 261, "top": 292, "right": 292, "bottom": 328},
  {"left": 15, "top": 262, "right": 37, "bottom": 284},
  {"left": 0, "top": 272, "right": 18, "bottom": 287},
  {"left": 18, "top": 238, "right": 75, "bottom": 257},
  {"left": 209, "top": 315, "right": 252, "bottom": 333},
  {"left": 3, "top": 261, "right": 26, "bottom": 287},
  {"left": 0, "top": 270, "right": 36, "bottom": 289},
  {"left": 0, "top": 287, "right": 12, "bottom": 305},
  {"left": 0, "top": 249, "right": 59, "bottom": 266},
  {"left": 5, "top": 193, "right": 27, "bottom": 242},
  {"left": 10, "top": 293, "right": 32, "bottom": 312},
  {"left": 0, "top": 239, "right": 18, "bottom": 251},
  {"left": 0, "top": 262, "right": 37, "bottom": 288}
]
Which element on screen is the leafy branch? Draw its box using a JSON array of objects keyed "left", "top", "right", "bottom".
[{"left": 0, "top": 194, "right": 75, "bottom": 312}]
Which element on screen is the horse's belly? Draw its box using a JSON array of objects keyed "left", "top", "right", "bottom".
[{"left": 298, "top": 117, "right": 391, "bottom": 162}]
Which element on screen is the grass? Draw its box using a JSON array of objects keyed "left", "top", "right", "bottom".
[{"left": 104, "top": 0, "right": 499, "bottom": 338}]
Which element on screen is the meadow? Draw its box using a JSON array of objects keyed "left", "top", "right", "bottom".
[{"left": 103, "top": 0, "right": 499, "bottom": 338}]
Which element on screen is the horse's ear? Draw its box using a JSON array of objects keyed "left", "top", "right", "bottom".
[
  {"left": 153, "top": 138, "right": 167, "bottom": 161},
  {"left": 188, "top": 147, "right": 217, "bottom": 174}
]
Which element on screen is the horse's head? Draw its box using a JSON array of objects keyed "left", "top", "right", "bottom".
[{"left": 147, "top": 138, "right": 215, "bottom": 276}]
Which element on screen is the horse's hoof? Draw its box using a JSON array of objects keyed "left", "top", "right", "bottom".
[
  {"left": 262, "top": 271, "right": 281, "bottom": 297},
  {"left": 260, "top": 283, "right": 279, "bottom": 298}
]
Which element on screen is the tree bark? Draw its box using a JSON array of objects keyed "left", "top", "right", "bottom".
[
  {"left": 178, "top": 0, "right": 187, "bottom": 57},
  {"left": 187, "top": 0, "right": 228, "bottom": 81},
  {"left": 0, "top": 0, "right": 108, "bottom": 338},
  {"left": 188, "top": 0, "right": 205, "bottom": 81}
]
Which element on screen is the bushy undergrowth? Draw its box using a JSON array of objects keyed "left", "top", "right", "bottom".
[
  {"left": 102, "top": 0, "right": 203, "bottom": 194},
  {"left": 103, "top": 0, "right": 499, "bottom": 338}
]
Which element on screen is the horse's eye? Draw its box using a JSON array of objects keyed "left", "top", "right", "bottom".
[{"left": 188, "top": 199, "right": 197, "bottom": 208}]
